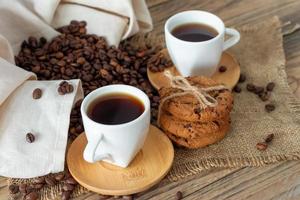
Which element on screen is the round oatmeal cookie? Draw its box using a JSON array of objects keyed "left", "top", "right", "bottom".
[
  {"left": 159, "top": 111, "right": 230, "bottom": 141},
  {"left": 164, "top": 125, "right": 228, "bottom": 149},
  {"left": 159, "top": 76, "right": 233, "bottom": 122}
]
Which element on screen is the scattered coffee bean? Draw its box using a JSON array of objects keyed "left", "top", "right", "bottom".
[
  {"left": 33, "top": 177, "right": 45, "bottom": 184},
  {"left": 58, "top": 81, "right": 74, "bottom": 95},
  {"left": 62, "top": 191, "right": 71, "bottom": 200},
  {"left": 32, "top": 183, "right": 44, "bottom": 190},
  {"left": 176, "top": 191, "right": 183, "bottom": 200},
  {"left": 32, "top": 88, "right": 42, "bottom": 99},
  {"left": 238, "top": 73, "right": 246, "bottom": 83},
  {"left": 45, "top": 176, "right": 56, "bottom": 186},
  {"left": 65, "top": 177, "right": 77, "bottom": 185},
  {"left": 246, "top": 83, "right": 256, "bottom": 92},
  {"left": 19, "top": 183, "right": 27, "bottom": 193},
  {"left": 26, "top": 133, "right": 35, "bottom": 143},
  {"left": 54, "top": 173, "right": 65, "bottom": 181},
  {"left": 9, "top": 184, "right": 19, "bottom": 194},
  {"left": 265, "top": 104, "right": 275, "bottom": 112},
  {"left": 25, "top": 191, "right": 39, "bottom": 200},
  {"left": 254, "top": 86, "right": 264, "bottom": 95},
  {"left": 265, "top": 134, "right": 274, "bottom": 143},
  {"left": 256, "top": 142, "right": 268, "bottom": 151},
  {"left": 266, "top": 82, "right": 275, "bottom": 91},
  {"left": 259, "top": 91, "right": 270, "bottom": 101},
  {"left": 218, "top": 65, "right": 227, "bottom": 73},
  {"left": 233, "top": 85, "right": 241, "bottom": 93},
  {"left": 63, "top": 183, "right": 75, "bottom": 191}
]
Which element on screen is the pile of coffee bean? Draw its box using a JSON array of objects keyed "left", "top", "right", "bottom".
[
  {"left": 15, "top": 20, "right": 170, "bottom": 123},
  {"left": 12, "top": 20, "right": 174, "bottom": 199},
  {"left": 147, "top": 52, "right": 172, "bottom": 72},
  {"left": 9, "top": 172, "right": 77, "bottom": 200}
]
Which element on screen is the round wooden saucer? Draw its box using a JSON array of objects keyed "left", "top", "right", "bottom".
[
  {"left": 67, "top": 125, "right": 174, "bottom": 196},
  {"left": 147, "top": 49, "right": 240, "bottom": 90}
]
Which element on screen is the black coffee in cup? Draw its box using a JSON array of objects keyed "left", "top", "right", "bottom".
[
  {"left": 87, "top": 93, "right": 144, "bottom": 125},
  {"left": 171, "top": 23, "right": 218, "bottom": 42}
]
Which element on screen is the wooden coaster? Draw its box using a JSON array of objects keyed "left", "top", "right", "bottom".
[
  {"left": 67, "top": 125, "right": 174, "bottom": 196},
  {"left": 147, "top": 49, "right": 240, "bottom": 90}
]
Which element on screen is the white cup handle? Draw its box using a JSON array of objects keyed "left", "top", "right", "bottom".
[
  {"left": 223, "top": 28, "right": 240, "bottom": 51},
  {"left": 83, "top": 133, "right": 109, "bottom": 163}
]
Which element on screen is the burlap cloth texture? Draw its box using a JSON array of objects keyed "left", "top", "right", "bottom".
[{"left": 9, "top": 16, "right": 300, "bottom": 199}]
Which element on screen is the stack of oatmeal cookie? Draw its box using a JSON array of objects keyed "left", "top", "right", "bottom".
[{"left": 158, "top": 76, "right": 234, "bottom": 149}]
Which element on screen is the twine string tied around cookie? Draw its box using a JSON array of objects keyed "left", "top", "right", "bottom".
[{"left": 157, "top": 70, "right": 227, "bottom": 126}]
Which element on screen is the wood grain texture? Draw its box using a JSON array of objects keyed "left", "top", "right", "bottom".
[
  {"left": 67, "top": 126, "right": 174, "bottom": 196},
  {"left": 1, "top": 0, "right": 300, "bottom": 199}
]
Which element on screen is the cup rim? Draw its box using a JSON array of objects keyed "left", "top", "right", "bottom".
[
  {"left": 165, "top": 10, "right": 225, "bottom": 45},
  {"left": 81, "top": 84, "right": 150, "bottom": 128}
]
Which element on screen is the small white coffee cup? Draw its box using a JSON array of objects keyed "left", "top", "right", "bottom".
[
  {"left": 165, "top": 10, "right": 240, "bottom": 77},
  {"left": 81, "top": 85, "right": 151, "bottom": 168}
]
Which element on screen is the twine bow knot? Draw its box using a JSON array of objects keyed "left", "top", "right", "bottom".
[{"left": 157, "top": 70, "right": 228, "bottom": 126}]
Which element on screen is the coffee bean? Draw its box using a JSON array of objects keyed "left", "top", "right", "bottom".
[
  {"left": 63, "top": 183, "right": 75, "bottom": 191},
  {"left": 32, "top": 88, "right": 42, "bottom": 99},
  {"left": 55, "top": 52, "right": 64, "bottom": 59},
  {"left": 233, "top": 85, "right": 241, "bottom": 93},
  {"left": 26, "top": 133, "right": 35, "bottom": 143},
  {"left": 246, "top": 83, "right": 256, "bottom": 92},
  {"left": 77, "top": 57, "right": 86, "bottom": 65},
  {"left": 45, "top": 176, "right": 56, "bottom": 186},
  {"left": 32, "top": 183, "right": 44, "bottom": 190},
  {"left": 19, "top": 184, "right": 27, "bottom": 193},
  {"left": 9, "top": 184, "right": 19, "bottom": 194},
  {"left": 265, "top": 104, "right": 275, "bottom": 112},
  {"left": 218, "top": 65, "right": 227, "bottom": 73},
  {"left": 58, "top": 81, "right": 74, "bottom": 95},
  {"left": 57, "top": 60, "right": 66, "bottom": 67},
  {"left": 65, "top": 177, "right": 77, "bottom": 185},
  {"left": 254, "top": 86, "right": 264, "bottom": 95},
  {"left": 256, "top": 142, "right": 268, "bottom": 151},
  {"left": 265, "top": 134, "right": 274, "bottom": 143},
  {"left": 33, "top": 177, "right": 45, "bottom": 184},
  {"left": 26, "top": 185, "right": 34, "bottom": 194},
  {"left": 25, "top": 191, "right": 39, "bottom": 200},
  {"left": 54, "top": 173, "right": 65, "bottom": 181},
  {"left": 62, "top": 191, "right": 71, "bottom": 200},
  {"left": 238, "top": 73, "right": 246, "bottom": 83},
  {"left": 176, "top": 191, "right": 183, "bottom": 200},
  {"left": 259, "top": 91, "right": 270, "bottom": 101},
  {"left": 32, "top": 65, "right": 41, "bottom": 73},
  {"left": 266, "top": 82, "right": 275, "bottom": 91}
]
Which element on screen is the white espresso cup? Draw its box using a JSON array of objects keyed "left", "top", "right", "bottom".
[
  {"left": 81, "top": 85, "right": 151, "bottom": 168},
  {"left": 165, "top": 10, "right": 240, "bottom": 77}
]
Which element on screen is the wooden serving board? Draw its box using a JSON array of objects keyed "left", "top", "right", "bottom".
[
  {"left": 147, "top": 49, "right": 240, "bottom": 90},
  {"left": 67, "top": 125, "right": 174, "bottom": 196}
]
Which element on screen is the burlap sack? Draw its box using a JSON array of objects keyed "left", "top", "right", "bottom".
[{"left": 9, "top": 16, "right": 300, "bottom": 199}]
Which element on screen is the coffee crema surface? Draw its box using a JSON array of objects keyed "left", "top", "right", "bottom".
[
  {"left": 87, "top": 93, "right": 144, "bottom": 125},
  {"left": 171, "top": 23, "right": 218, "bottom": 42}
]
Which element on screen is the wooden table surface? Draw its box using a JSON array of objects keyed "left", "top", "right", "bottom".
[{"left": 1, "top": 0, "right": 300, "bottom": 199}]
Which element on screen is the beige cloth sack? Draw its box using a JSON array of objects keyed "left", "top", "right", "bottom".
[{"left": 0, "top": 0, "right": 152, "bottom": 53}]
